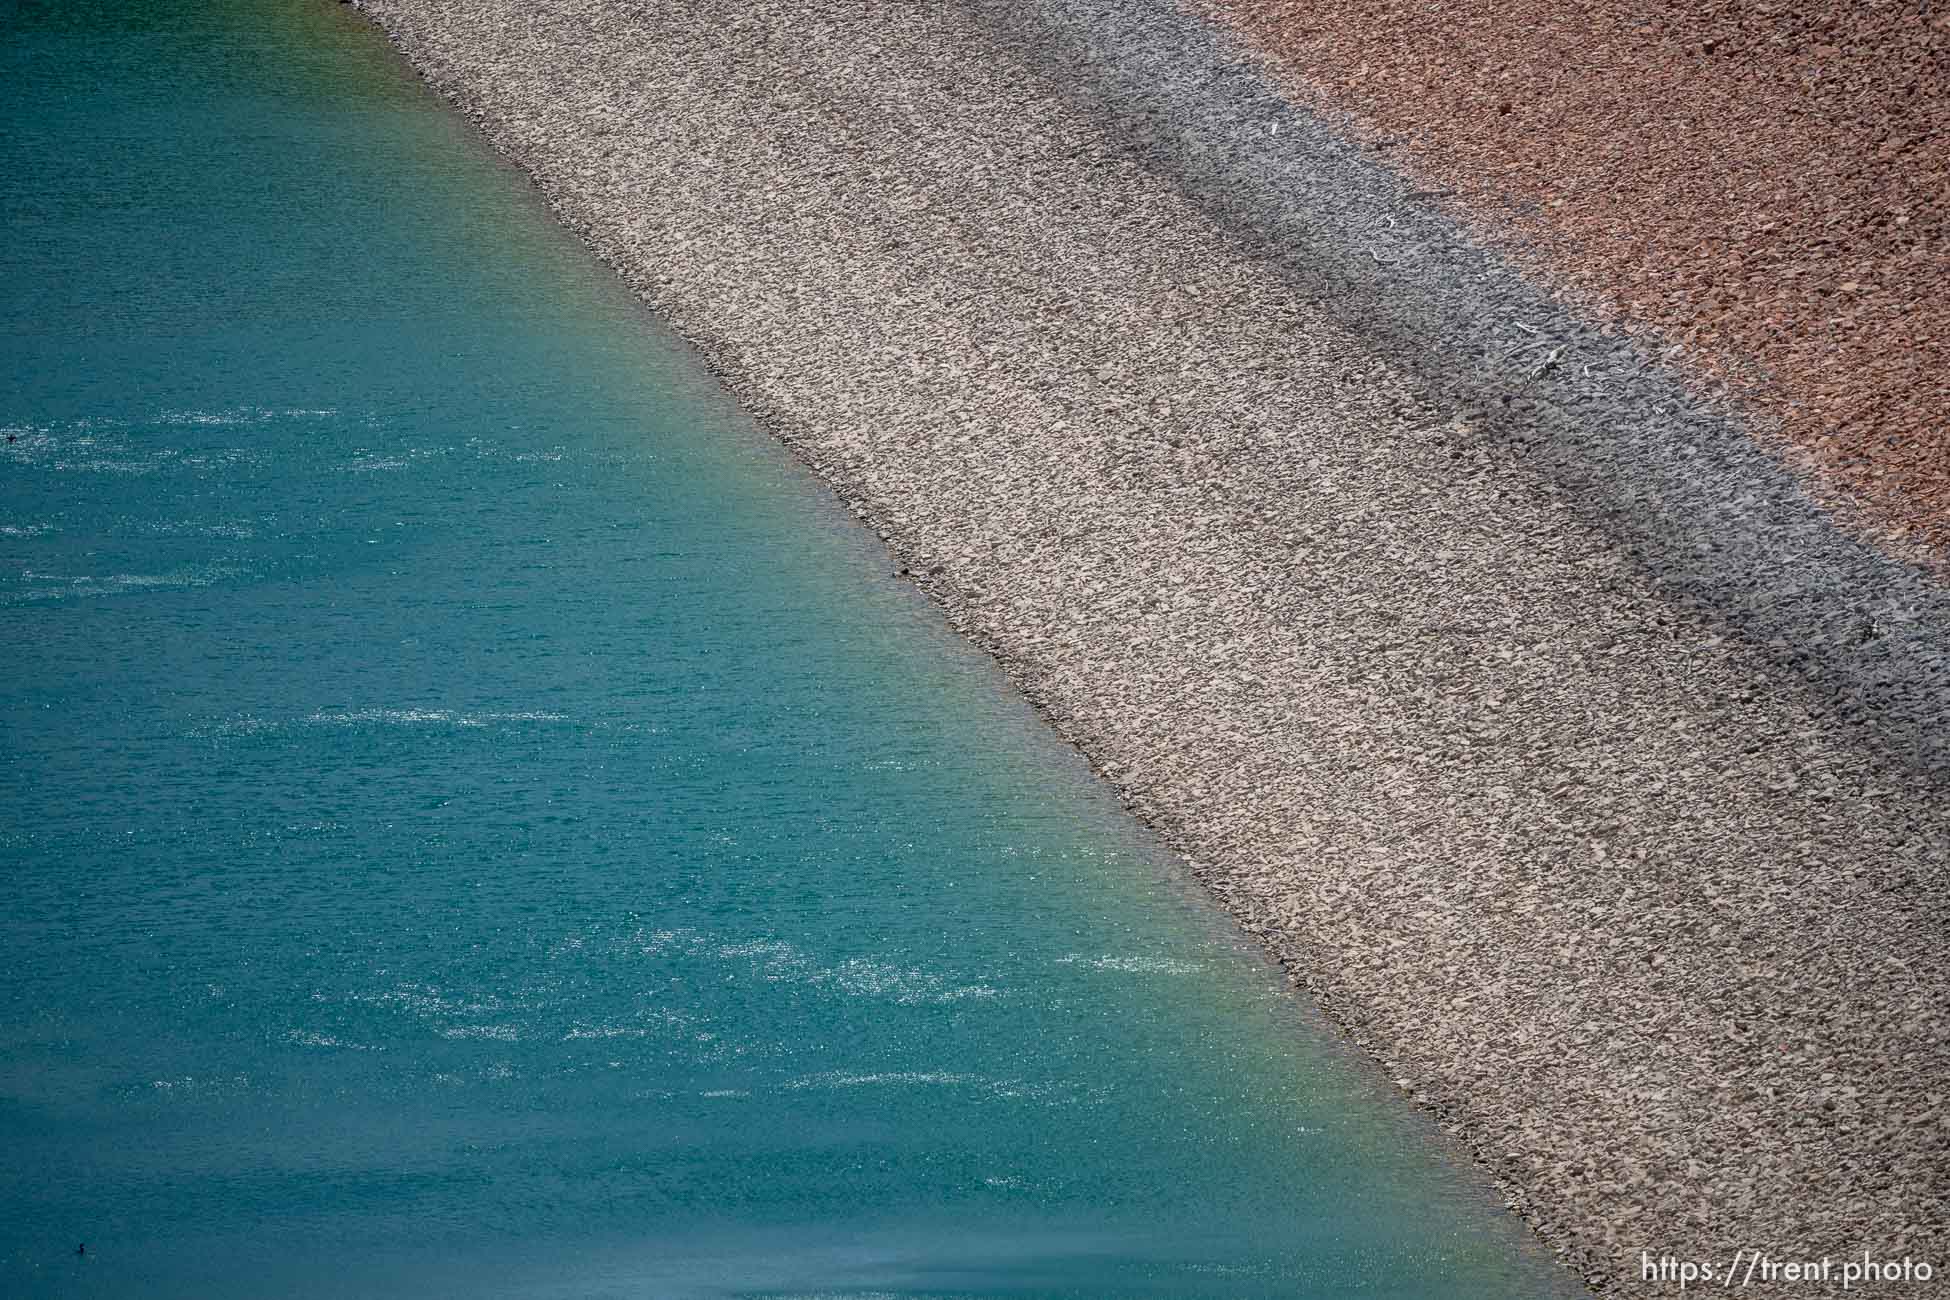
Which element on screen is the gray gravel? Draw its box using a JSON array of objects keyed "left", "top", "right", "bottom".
[{"left": 352, "top": 0, "right": 1950, "bottom": 1290}]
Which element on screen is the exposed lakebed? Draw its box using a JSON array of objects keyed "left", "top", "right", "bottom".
[{"left": 0, "top": 3, "right": 1579, "bottom": 1295}]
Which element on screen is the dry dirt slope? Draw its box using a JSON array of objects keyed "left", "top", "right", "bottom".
[
  {"left": 354, "top": 0, "right": 1950, "bottom": 1290},
  {"left": 1217, "top": 0, "right": 1950, "bottom": 560}
]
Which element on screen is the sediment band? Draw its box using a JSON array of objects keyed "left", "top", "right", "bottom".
[{"left": 353, "top": 0, "right": 1950, "bottom": 1288}]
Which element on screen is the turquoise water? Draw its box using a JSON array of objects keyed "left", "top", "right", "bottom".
[{"left": 0, "top": 3, "right": 1580, "bottom": 1295}]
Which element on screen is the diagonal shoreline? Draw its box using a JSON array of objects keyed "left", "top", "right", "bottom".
[{"left": 350, "top": 0, "right": 1949, "bottom": 1289}]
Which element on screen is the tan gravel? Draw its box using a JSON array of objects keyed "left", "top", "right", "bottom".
[
  {"left": 1215, "top": 0, "right": 1950, "bottom": 562},
  {"left": 353, "top": 0, "right": 1950, "bottom": 1291}
]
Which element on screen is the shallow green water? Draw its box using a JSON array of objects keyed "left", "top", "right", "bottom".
[{"left": 0, "top": 2, "right": 1581, "bottom": 1295}]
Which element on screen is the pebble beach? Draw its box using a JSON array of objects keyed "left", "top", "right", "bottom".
[{"left": 351, "top": 0, "right": 1950, "bottom": 1290}]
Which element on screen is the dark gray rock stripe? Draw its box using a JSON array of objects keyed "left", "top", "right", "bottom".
[
  {"left": 962, "top": 0, "right": 1950, "bottom": 781},
  {"left": 352, "top": 0, "right": 1950, "bottom": 1286}
]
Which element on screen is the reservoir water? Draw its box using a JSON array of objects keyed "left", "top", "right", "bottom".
[{"left": 0, "top": 2, "right": 1582, "bottom": 1295}]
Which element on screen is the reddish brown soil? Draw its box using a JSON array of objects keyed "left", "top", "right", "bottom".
[{"left": 1216, "top": 0, "right": 1950, "bottom": 562}]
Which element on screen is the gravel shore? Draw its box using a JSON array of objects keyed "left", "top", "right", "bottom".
[{"left": 352, "top": 0, "right": 1950, "bottom": 1290}]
